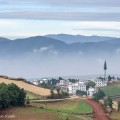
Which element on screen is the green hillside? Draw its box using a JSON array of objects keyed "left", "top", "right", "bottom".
[{"left": 101, "top": 83, "right": 120, "bottom": 97}]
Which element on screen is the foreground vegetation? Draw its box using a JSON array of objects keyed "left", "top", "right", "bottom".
[
  {"left": 0, "top": 83, "right": 26, "bottom": 109},
  {"left": 31, "top": 99, "right": 93, "bottom": 114},
  {"left": 0, "top": 99, "right": 93, "bottom": 120}
]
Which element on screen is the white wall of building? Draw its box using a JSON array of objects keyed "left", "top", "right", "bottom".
[
  {"left": 32, "top": 80, "right": 39, "bottom": 85},
  {"left": 91, "top": 78, "right": 108, "bottom": 87},
  {"left": 87, "top": 87, "right": 96, "bottom": 96},
  {"left": 68, "top": 82, "right": 86, "bottom": 94}
]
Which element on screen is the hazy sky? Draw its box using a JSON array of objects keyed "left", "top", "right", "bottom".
[
  {"left": 0, "top": 0, "right": 120, "bottom": 78},
  {"left": 0, "top": 0, "right": 120, "bottom": 39}
]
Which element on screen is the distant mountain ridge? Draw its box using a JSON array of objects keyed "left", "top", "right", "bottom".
[
  {"left": 0, "top": 35, "right": 120, "bottom": 57},
  {"left": 45, "top": 34, "right": 116, "bottom": 43}
]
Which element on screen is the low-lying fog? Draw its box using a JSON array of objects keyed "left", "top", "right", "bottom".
[{"left": 0, "top": 54, "right": 120, "bottom": 79}]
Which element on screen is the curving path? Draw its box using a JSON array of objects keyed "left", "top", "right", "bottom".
[{"left": 83, "top": 99, "right": 110, "bottom": 120}]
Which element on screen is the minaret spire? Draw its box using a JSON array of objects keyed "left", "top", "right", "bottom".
[{"left": 104, "top": 60, "right": 107, "bottom": 80}]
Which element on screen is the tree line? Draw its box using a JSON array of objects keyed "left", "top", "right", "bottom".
[{"left": 0, "top": 83, "right": 26, "bottom": 110}]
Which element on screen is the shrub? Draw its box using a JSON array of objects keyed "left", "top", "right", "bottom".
[{"left": 0, "top": 83, "right": 26, "bottom": 110}]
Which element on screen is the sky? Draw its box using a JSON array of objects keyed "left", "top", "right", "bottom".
[
  {"left": 0, "top": 0, "right": 120, "bottom": 78},
  {"left": 0, "top": 0, "right": 120, "bottom": 39}
]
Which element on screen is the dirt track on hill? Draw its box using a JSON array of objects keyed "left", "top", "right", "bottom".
[{"left": 83, "top": 99, "right": 110, "bottom": 120}]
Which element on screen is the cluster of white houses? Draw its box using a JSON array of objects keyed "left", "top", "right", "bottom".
[
  {"left": 32, "top": 77, "right": 108, "bottom": 96},
  {"left": 58, "top": 78, "right": 108, "bottom": 96},
  {"left": 32, "top": 78, "right": 48, "bottom": 85}
]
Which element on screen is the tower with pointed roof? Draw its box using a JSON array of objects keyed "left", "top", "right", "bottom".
[{"left": 104, "top": 61, "right": 107, "bottom": 80}]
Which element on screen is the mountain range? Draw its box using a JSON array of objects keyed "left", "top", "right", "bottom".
[
  {"left": 45, "top": 34, "right": 116, "bottom": 43},
  {"left": 0, "top": 34, "right": 120, "bottom": 57},
  {"left": 0, "top": 34, "right": 120, "bottom": 78}
]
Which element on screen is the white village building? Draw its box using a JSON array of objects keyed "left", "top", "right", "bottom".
[
  {"left": 32, "top": 80, "right": 39, "bottom": 85},
  {"left": 87, "top": 87, "right": 96, "bottom": 96},
  {"left": 59, "top": 79, "right": 69, "bottom": 86},
  {"left": 68, "top": 81, "right": 86, "bottom": 94},
  {"left": 39, "top": 78, "right": 49, "bottom": 84},
  {"left": 59, "top": 80, "right": 69, "bottom": 91},
  {"left": 59, "top": 79, "right": 100, "bottom": 96},
  {"left": 91, "top": 78, "right": 108, "bottom": 87}
]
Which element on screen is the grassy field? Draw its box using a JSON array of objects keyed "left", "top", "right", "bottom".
[
  {"left": 0, "top": 77, "right": 52, "bottom": 96},
  {"left": 110, "top": 112, "right": 120, "bottom": 120},
  {"left": 0, "top": 99, "right": 93, "bottom": 120},
  {"left": 100, "top": 83, "right": 120, "bottom": 97},
  {"left": 31, "top": 99, "right": 93, "bottom": 114},
  {"left": 26, "top": 92, "right": 47, "bottom": 100}
]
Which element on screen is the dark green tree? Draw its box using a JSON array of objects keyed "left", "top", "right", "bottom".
[
  {"left": 86, "top": 81, "right": 95, "bottom": 90},
  {"left": 118, "top": 101, "right": 120, "bottom": 111},
  {"left": 26, "top": 96, "right": 30, "bottom": 106},
  {"left": 104, "top": 99, "right": 108, "bottom": 107},
  {"left": 107, "top": 97, "right": 112, "bottom": 109},
  {"left": 0, "top": 83, "right": 26, "bottom": 110},
  {"left": 8, "top": 83, "right": 20, "bottom": 106},
  {"left": 18, "top": 88, "right": 26, "bottom": 106},
  {"left": 50, "top": 89, "right": 54, "bottom": 98},
  {"left": 0, "top": 83, "right": 10, "bottom": 109},
  {"left": 108, "top": 75, "right": 112, "bottom": 81},
  {"left": 57, "top": 88, "right": 60, "bottom": 96},
  {"left": 58, "top": 77, "right": 63, "bottom": 80},
  {"left": 76, "top": 90, "right": 87, "bottom": 96},
  {"left": 93, "top": 88, "right": 105, "bottom": 101}
]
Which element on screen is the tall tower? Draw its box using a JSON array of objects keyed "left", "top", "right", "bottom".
[{"left": 104, "top": 61, "right": 107, "bottom": 80}]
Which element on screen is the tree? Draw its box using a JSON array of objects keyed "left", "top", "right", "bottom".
[
  {"left": 107, "top": 97, "right": 112, "bottom": 109},
  {"left": 0, "top": 83, "right": 11, "bottom": 109},
  {"left": 61, "top": 91, "right": 69, "bottom": 98},
  {"left": 58, "top": 77, "right": 63, "bottom": 80},
  {"left": 108, "top": 75, "right": 112, "bottom": 81},
  {"left": 68, "top": 79, "right": 79, "bottom": 83},
  {"left": 18, "top": 88, "right": 26, "bottom": 106},
  {"left": 98, "top": 88, "right": 105, "bottom": 99},
  {"left": 57, "top": 88, "right": 60, "bottom": 96},
  {"left": 76, "top": 90, "right": 87, "bottom": 96},
  {"left": 0, "top": 83, "right": 26, "bottom": 110},
  {"left": 104, "top": 99, "right": 108, "bottom": 107},
  {"left": 118, "top": 101, "right": 120, "bottom": 111},
  {"left": 93, "top": 88, "right": 105, "bottom": 101},
  {"left": 50, "top": 89, "right": 54, "bottom": 98},
  {"left": 26, "top": 96, "right": 30, "bottom": 106},
  {"left": 40, "top": 81, "right": 48, "bottom": 88},
  {"left": 104, "top": 97, "right": 112, "bottom": 109},
  {"left": 86, "top": 81, "right": 95, "bottom": 90},
  {"left": 98, "top": 76, "right": 104, "bottom": 80},
  {"left": 8, "top": 83, "right": 21, "bottom": 106}
]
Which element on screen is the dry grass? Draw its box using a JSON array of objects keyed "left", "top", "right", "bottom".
[
  {"left": 110, "top": 112, "right": 120, "bottom": 120},
  {"left": 0, "top": 77, "right": 52, "bottom": 96}
]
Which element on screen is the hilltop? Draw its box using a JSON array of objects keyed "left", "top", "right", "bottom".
[
  {"left": 45, "top": 34, "right": 115, "bottom": 43},
  {"left": 0, "top": 76, "right": 51, "bottom": 96}
]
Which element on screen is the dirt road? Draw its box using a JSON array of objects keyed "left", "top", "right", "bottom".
[{"left": 83, "top": 99, "right": 110, "bottom": 120}]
